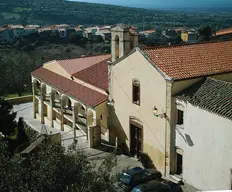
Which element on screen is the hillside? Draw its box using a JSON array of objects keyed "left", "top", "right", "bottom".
[{"left": 0, "top": 0, "right": 232, "bottom": 30}]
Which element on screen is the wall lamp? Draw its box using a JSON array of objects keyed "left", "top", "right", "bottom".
[
  {"left": 107, "top": 99, "right": 115, "bottom": 107},
  {"left": 152, "top": 106, "right": 167, "bottom": 119}
]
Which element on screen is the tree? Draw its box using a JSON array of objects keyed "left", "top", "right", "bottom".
[
  {"left": 0, "top": 51, "right": 36, "bottom": 96},
  {"left": 0, "top": 99, "right": 28, "bottom": 154},
  {"left": 198, "top": 26, "right": 212, "bottom": 41},
  {"left": 0, "top": 142, "right": 118, "bottom": 192},
  {"left": 0, "top": 98, "right": 17, "bottom": 136}
]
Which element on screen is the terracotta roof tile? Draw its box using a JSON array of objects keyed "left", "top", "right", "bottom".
[
  {"left": 140, "top": 30, "right": 156, "bottom": 34},
  {"left": 31, "top": 67, "right": 108, "bottom": 107},
  {"left": 73, "top": 58, "right": 109, "bottom": 91},
  {"left": 57, "top": 54, "right": 111, "bottom": 75},
  {"left": 143, "top": 41, "right": 232, "bottom": 80},
  {"left": 75, "top": 27, "right": 82, "bottom": 31},
  {"left": 216, "top": 28, "right": 232, "bottom": 36},
  {"left": 176, "top": 78, "right": 232, "bottom": 120}
]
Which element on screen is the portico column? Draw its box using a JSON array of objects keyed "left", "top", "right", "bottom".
[
  {"left": 60, "top": 98, "right": 64, "bottom": 131},
  {"left": 72, "top": 108, "right": 77, "bottom": 141},
  {"left": 50, "top": 93, "right": 54, "bottom": 128},
  {"left": 92, "top": 111, "right": 97, "bottom": 126},
  {"left": 40, "top": 91, "right": 44, "bottom": 124},
  {"left": 32, "top": 82, "right": 37, "bottom": 119}
]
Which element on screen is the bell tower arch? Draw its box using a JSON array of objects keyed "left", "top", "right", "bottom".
[{"left": 111, "top": 25, "right": 131, "bottom": 62}]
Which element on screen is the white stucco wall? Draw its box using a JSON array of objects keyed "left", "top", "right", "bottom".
[
  {"left": 111, "top": 49, "right": 167, "bottom": 172},
  {"left": 175, "top": 100, "right": 232, "bottom": 190}
]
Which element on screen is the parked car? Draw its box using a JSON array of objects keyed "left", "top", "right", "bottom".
[
  {"left": 117, "top": 167, "right": 162, "bottom": 191},
  {"left": 131, "top": 180, "right": 182, "bottom": 192}
]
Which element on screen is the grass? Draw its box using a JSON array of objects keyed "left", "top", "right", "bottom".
[
  {"left": 14, "top": 7, "right": 32, "bottom": 13},
  {"left": 4, "top": 92, "right": 32, "bottom": 98}
]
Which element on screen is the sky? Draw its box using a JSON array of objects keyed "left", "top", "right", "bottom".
[{"left": 71, "top": 0, "right": 232, "bottom": 9}]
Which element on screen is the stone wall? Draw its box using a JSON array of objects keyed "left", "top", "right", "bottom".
[{"left": 6, "top": 95, "right": 33, "bottom": 105}]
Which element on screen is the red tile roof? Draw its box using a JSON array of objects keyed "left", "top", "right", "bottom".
[
  {"left": 31, "top": 67, "right": 108, "bottom": 107},
  {"left": 57, "top": 54, "right": 111, "bottom": 75},
  {"left": 140, "top": 30, "right": 156, "bottom": 34},
  {"left": 75, "top": 27, "right": 82, "bottom": 31},
  {"left": 216, "top": 28, "right": 232, "bottom": 36},
  {"left": 143, "top": 41, "right": 232, "bottom": 80},
  {"left": 73, "top": 58, "right": 109, "bottom": 91}
]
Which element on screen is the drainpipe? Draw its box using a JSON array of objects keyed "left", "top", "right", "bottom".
[
  {"left": 164, "top": 81, "right": 172, "bottom": 178},
  {"left": 107, "top": 61, "right": 113, "bottom": 144}
]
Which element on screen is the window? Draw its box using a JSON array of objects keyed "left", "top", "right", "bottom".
[
  {"left": 132, "top": 79, "right": 140, "bottom": 105},
  {"left": 176, "top": 153, "right": 183, "bottom": 175},
  {"left": 177, "top": 109, "right": 183, "bottom": 125}
]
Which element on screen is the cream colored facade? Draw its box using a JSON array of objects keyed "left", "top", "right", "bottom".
[{"left": 110, "top": 49, "right": 168, "bottom": 173}]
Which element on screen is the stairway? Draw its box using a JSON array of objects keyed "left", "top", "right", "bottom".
[{"left": 169, "top": 174, "right": 182, "bottom": 184}]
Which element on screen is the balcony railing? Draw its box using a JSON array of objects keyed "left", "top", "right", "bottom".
[
  {"left": 44, "top": 94, "right": 50, "bottom": 102},
  {"left": 35, "top": 89, "right": 41, "bottom": 96},
  {"left": 63, "top": 109, "right": 73, "bottom": 116},
  {"left": 63, "top": 106, "right": 73, "bottom": 116},
  {"left": 54, "top": 100, "right": 61, "bottom": 108}
]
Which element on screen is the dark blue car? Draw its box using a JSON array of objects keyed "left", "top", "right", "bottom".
[
  {"left": 118, "top": 167, "right": 162, "bottom": 191},
  {"left": 131, "top": 180, "right": 182, "bottom": 192}
]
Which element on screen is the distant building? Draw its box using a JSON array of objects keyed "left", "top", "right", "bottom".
[
  {"left": 181, "top": 31, "right": 197, "bottom": 43},
  {"left": 55, "top": 24, "right": 70, "bottom": 29},
  {"left": 139, "top": 30, "right": 156, "bottom": 39},
  {"left": 95, "top": 29, "right": 111, "bottom": 42},
  {"left": 24, "top": 27, "right": 38, "bottom": 36},
  {"left": 58, "top": 28, "right": 67, "bottom": 39},
  {"left": 0, "top": 28, "right": 13, "bottom": 44},
  {"left": 75, "top": 27, "right": 83, "bottom": 37},
  {"left": 5, "top": 24, "right": 25, "bottom": 39},
  {"left": 211, "top": 27, "right": 232, "bottom": 41},
  {"left": 25, "top": 25, "right": 41, "bottom": 28},
  {"left": 38, "top": 27, "right": 57, "bottom": 38}
]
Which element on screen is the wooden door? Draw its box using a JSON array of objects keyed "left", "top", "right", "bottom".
[{"left": 130, "top": 124, "right": 142, "bottom": 157}]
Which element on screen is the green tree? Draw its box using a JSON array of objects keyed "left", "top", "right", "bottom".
[
  {"left": 0, "top": 51, "right": 36, "bottom": 96},
  {"left": 0, "top": 98, "right": 17, "bottom": 136},
  {"left": 0, "top": 142, "right": 118, "bottom": 192},
  {"left": 198, "top": 26, "right": 212, "bottom": 41},
  {"left": 0, "top": 99, "right": 29, "bottom": 154}
]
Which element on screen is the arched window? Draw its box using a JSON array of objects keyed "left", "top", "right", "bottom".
[
  {"left": 132, "top": 79, "right": 140, "bottom": 105},
  {"left": 115, "top": 35, "right": 119, "bottom": 59}
]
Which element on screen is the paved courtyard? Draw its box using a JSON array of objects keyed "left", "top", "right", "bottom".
[{"left": 13, "top": 102, "right": 143, "bottom": 174}]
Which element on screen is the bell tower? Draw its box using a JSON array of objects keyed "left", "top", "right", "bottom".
[{"left": 111, "top": 24, "right": 133, "bottom": 62}]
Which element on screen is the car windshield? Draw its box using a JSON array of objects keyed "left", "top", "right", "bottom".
[
  {"left": 120, "top": 173, "right": 131, "bottom": 184},
  {"left": 131, "top": 187, "right": 142, "bottom": 192}
]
